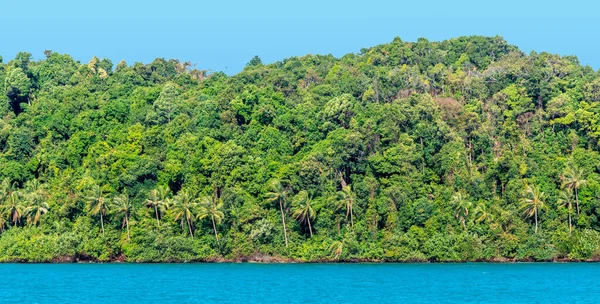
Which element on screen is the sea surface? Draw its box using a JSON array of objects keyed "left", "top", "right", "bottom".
[{"left": 0, "top": 263, "right": 599, "bottom": 303}]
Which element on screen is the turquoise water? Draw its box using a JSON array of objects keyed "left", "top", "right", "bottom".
[{"left": 1, "top": 263, "right": 599, "bottom": 303}]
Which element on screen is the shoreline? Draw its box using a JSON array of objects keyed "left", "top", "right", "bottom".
[{"left": 3, "top": 255, "right": 599, "bottom": 264}]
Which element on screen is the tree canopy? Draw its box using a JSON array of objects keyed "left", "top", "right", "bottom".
[{"left": 1, "top": 36, "right": 600, "bottom": 262}]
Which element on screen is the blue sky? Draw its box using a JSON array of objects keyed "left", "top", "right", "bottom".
[{"left": 1, "top": 0, "right": 598, "bottom": 73}]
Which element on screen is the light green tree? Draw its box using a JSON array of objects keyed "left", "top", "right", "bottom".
[
  {"left": 292, "top": 190, "right": 316, "bottom": 237},
  {"left": 198, "top": 196, "right": 225, "bottom": 248},
  {"left": 113, "top": 191, "right": 134, "bottom": 240},
  {"left": 557, "top": 188, "right": 574, "bottom": 235},
  {"left": 171, "top": 189, "right": 198, "bottom": 237},
  {"left": 562, "top": 165, "right": 587, "bottom": 215},
  {"left": 265, "top": 179, "right": 290, "bottom": 248},
  {"left": 452, "top": 192, "right": 472, "bottom": 229},
  {"left": 86, "top": 185, "right": 109, "bottom": 236},
  {"left": 146, "top": 186, "right": 170, "bottom": 228},
  {"left": 520, "top": 184, "right": 547, "bottom": 233}
]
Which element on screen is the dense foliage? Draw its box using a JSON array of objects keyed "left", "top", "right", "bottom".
[{"left": 1, "top": 36, "right": 600, "bottom": 262}]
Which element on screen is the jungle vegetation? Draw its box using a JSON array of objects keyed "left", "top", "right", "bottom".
[{"left": 1, "top": 36, "right": 600, "bottom": 262}]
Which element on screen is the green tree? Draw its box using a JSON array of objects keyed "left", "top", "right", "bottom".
[
  {"left": 145, "top": 186, "right": 170, "bottom": 228},
  {"left": 562, "top": 165, "right": 587, "bottom": 215},
  {"left": 520, "top": 184, "right": 546, "bottom": 234},
  {"left": 170, "top": 189, "right": 198, "bottom": 237},
  {"left": 3, "top": 191, "right": 24, "bottom": 227},
  {"left": 473, "top": 202, "right": 494, "bottom": 224},
  {"left": 452, "top": 192, "right": 472, "bottom": 229},
  {"left": 86, "top": 185, "right": 110, "bottom": 237},
  {"left": 24, "top": 193, "right": 49, "bottom": 226},
  {"left": 336, "top": 185, "right": 356, "bottom": 228},
  {"left": 198, "top": 196, "right": 225, "bottom": 248},
  {"left": 292, "top": 190, "right": 316, "bottom": 237},
  {"left": 265, "top": 179, "right": 289, "bottom": 248},
  {"left": 557, "top": 188, "right": 574, "bottom": 235},
  {"left": 113, "top": 191, "right": 134, "bottom": 240}
]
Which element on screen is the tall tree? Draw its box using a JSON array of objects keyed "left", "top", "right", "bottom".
[
  {"left": 171, "top": 189, "right": 198, "bottom": 237},
  {"left": 145, "top": 186, "right": 170, "bottom": 228},
  {"left": 113, "top": 191, "right": 134, "bottom": 240},
  {"left": 520, "top": 184, "right": 546, "bottom": 233},
  {"left": 557, "top": 188, "right": 574, "bottom": 235},
  {"left": 198, "top": 196, "right": 224, "bottom": 248},
  {"left": 265, "top": 179, "right": 289, "bottom": 248},
  {"left": 292, "top": 190, "right": 316, "bottom": 237},
  {"left": 86, "top": 185, "right": 109, "bottom": 237},
  {"left": 4, "top": 191, "right": 24, "bottom": 227},
  {"left": 452, "top": 192, "right": 472, "bottom": 229},
  {"left": 562, "top": 165, "right": 587, "bottom": 215},
  {"left": 336, "top": 185, "right": 356, "bottom": 228},
  {"left": 24, "top": 193, "right": 49, "bottom": 226}
]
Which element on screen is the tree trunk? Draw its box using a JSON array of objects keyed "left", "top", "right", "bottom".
[
  {"left": 187, "top": 217, "right": 194, "bottom": 238},
  {"left": 575, "top": 188, "right": 580, "bottom": 215},
  {"left": 125, "top": 216, "right": 130, "bottom": 240},
  {"left": 279, "top": 200, "right": 288, "bottom": 248},
  {"left": 100, "top": 212, "right": 105, "bottom": 236},
  {"left": 350, "top": 201, "right": 354, "bottom": 228},
  {"left": 534, "top": 207, "right": 538, "bottom": 233},
  {"left": 568, "top": 205, "right": 572, "bottom": 235},
  {"left": 154, "top": 205, "right": 160, "bottom": 228},
  {"left": 307, "top": 216, "right": 313, "bottom": 238},
  {"left": 211, "top": 214, "right": 220, "bottom": 248}
]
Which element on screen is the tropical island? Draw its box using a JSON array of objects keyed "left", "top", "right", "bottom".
[{"left": 0, "top": 36, "right": 599, "bottom": 262}]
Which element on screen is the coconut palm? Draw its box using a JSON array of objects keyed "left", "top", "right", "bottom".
[
  {"left": 24, "top": 179, "right": 45, "bottom": 195},
  {"left": 0, "top": 216, "right": 6, "bottom": 232},
  {"left": 198, "top": 196, "right": 224, "bottom": 248},
  {"left": 452, "top": 192, "right": 472, "bottom": 229},
  {"left": 562, "top": 165, "right": 587, "bottom": 215},
  {"left": 170, "top": 189, "right": 198, "bottom": 237},
  {"left": 265, "top": 179, "right": 289, "bottom": 248},
  {"left": 86, "top": 185, "right": 109, "bottom": 236},
  {"left": 24, "top": 193, "right": 49, "bottom": 226},
  {"left": 146, "top": 186, "right": 170, "bottom": 228},
  {"left": 329, "top": 241, "right": 343, "bottom": 260},
  {"left": 473, "top": 202, "right": 494, "bottom": 224},
  {"left": 292, "top": 190, "right": 316, "bottom": 237},
  {"left": 113, "top": 191, "right": 134, "bottom": 240},
  {"left": 0, "top": 178, "right": 17, "bottom": 200},
  {"left": 4, "top": 191, "right": 24, "bottom": 226},
  {"left": 520, "top": 184, "right": 547, "bottom": 233},
  {"left": 336, "top": 185, "right": 356, "bottom": 228},
  {"left": 557, "top": 188, "right": 574, "bottom": 235}
]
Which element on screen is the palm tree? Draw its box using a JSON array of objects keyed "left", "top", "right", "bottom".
[
  {"left": 24, "top": 179, "right": 44, "bottom": 195},
  {"left": 292, "top": 190, "right": 316, "bottom": 237},
  {"left": 171, "top": 189, "right": 198, "bottom": 237},
  {"left": 265, "top": 179, "right": 289, "bottom": 248},
  {"left": 0, "top": 216, "right": 6, "bottom": 232},
  {"left": 520, "top": 184, "right": 546, "bottom": 233},
  {"left": 329, "top": 241, "right": 343, "bottom": 260},
  {"left": 198, "top": 196, "right": 224, "bottom": 248},
  {"left": 452, "top": 192, "right": 472, "bottom": 229},
  {"left": 557, "top": 188, "right": 574, "bottom": 235},
  {"left": 24, "top": 193, "right": 49, "bottom": 226},
  {"left": 0, "top": 178, "right": 17, "bottom": 201},
  {"left": 86, "top": 185, "right": 109, "bottom": 236},
  {"left": 562, "top": 165, "right": 587, "bottom": 215},
  {"left": 146, "top": 186, "right": 170, "bottom": 228},
  {"left": 4, "top": 191, "right": 24, "bottom": 227},
  {"left": 473, "top": 202, "right": 494, "bottom": 224},
  {"left": 336, "top": 185, "right": 356, "bottom": 228},
  {"left": 113, "top": 191, "right": 134, "bottom": 240}
]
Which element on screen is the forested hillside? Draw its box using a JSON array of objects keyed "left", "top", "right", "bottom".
[{"left": 1, "top": 36, "right": 600, "bottom": 262}]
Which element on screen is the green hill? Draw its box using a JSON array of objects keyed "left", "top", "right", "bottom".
[{"left": 1, "top": 36, "right": 600, "bottom": 262}]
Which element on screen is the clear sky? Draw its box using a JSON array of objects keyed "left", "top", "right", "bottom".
[{"left": 1, "top": 0, "right": 598, "bottom": 74}]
